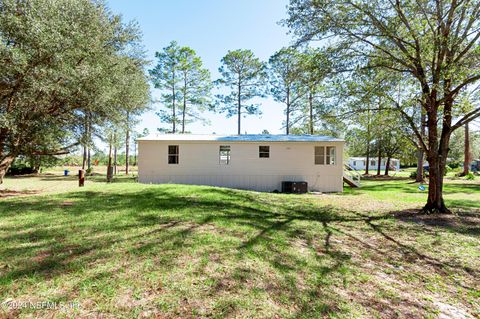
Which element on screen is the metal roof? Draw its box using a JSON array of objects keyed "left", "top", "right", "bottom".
[{"left": 137, "top": 134, "right": 344, "bottom": 142}]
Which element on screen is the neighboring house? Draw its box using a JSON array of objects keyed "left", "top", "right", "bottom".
[
  {"left": 138, "top": 134, "right": 345, "bottom": 192},
  {"left": 348, "top": 157, "right": 400, "bottom": 171},
  {"left": 460, "top": 159, "right": 480, "bottom": 173},
  {"left": 472, "top": 159, "right": 480, "bottom": 173}
]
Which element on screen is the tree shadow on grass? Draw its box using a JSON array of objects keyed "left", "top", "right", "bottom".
[
  {"left": 0, "top": 185, "right": 478, "bottom": 317},
  {"left": 393, "top": 209, "right": 480, "bottom": 237}
]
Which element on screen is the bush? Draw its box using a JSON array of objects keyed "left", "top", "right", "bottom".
[
  {"left": 7, "top": 163, "right": 36, "bottom": 175},
  {"left": 448, "top": 161, "right": 461, "bottom": 169},
  {"left": 445, "top": 165, "right": 453, "bottom": 174},
  {"left": 465, "top": 172, "right": 475, "bottom": 180},
  {"left": 410, "top": 170, "right": 426, "bottom": 179}
]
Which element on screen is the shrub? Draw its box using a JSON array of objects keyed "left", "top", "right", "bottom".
[
  {"left": 445, "top": 165, "right": 453, "bottom": 175},
  {"left": 448, "top": 161, "right": 460, "bottom": 169},
  {"left": 465, "top": 172, "right": 475, "bottom": 180},
  {"left": 410, "top": 170, "right": 426, "bottom": 179},
  {"left": 7, "top": 163, "right": 36, "bottom": 175}
]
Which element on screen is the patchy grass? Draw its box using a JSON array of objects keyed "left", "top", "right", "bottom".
[
  {"left": 0, "top": 173, "right": 478, "bottom": 318},
  {"left": 1, "top": 166, "right": 136, "bottom": 196}
]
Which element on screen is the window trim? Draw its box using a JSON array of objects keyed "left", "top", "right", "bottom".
[
  {"left": 168, "top": 145, "right": 179, "bottom": 164},
  {"left": 259, "top": 145, "right": 270, "bottom": 158},
  {"left": 314, "top": 146, "right": 336, "bottom": 165}
]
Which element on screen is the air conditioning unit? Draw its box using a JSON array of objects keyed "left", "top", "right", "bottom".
[{"left": 281, "top": 181, "right": 308, "bottom": 194}]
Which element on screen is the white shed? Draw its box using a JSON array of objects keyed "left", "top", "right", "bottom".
[{"left": 137, "top": 134, "right": 345, "bottom": 192}]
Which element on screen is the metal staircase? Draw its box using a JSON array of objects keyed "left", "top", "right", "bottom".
[{"left": 343, "top": 164, "right": 361, "bottom": 188}]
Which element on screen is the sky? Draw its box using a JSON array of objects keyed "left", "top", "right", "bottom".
[{"left": 107, "top": 0, "right": 293, "bottom": 136}]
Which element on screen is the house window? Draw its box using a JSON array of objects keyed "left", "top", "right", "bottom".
[
  {"left": 370, "top": 160, "right": 375, "bottom": 166},
  {"left": 353, "top": 161, "right": 357, "bottom": 166},
  {"left": 315, "top": 146, "right": 336, "bottom": 165},
  {"left": 314, "top": 146, "right": 325, "bottom": 165},
  {"left": 219, "top": 145, "right": 230, "bottom": 164},
  {"left": 259, "top": 146, "right": 270, "bottom": 158},
  {"left": 326, "top": 146, "right": 336, "bottom": 165},
  {"left": 168, "top": 145, "right": 179, "bottom": 164}
]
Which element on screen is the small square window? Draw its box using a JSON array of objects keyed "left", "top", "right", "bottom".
[
  {"left": 259, "top": 146, "right": 270, "bottom": 158},
  {"left": 219, "top": 145, "right": 230, "bottom": 164},
  {"left": 168, "top": 145, "right": 179, "bottom": 164}
]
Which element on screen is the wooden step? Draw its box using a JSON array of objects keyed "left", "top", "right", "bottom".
[{"left": 343, "top": 175, "right": 360, "bottom": 188}]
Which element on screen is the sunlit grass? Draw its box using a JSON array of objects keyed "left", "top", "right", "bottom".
[{"left": 0, "top": 172, "right": 478, "bottom": 318}]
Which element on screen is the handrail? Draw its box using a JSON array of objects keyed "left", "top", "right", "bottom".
[{"left": 343, "top": 163, "right": 361, "bottom": 186}]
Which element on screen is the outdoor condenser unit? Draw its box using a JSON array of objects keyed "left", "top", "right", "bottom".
[{"left": 281, "top": 181, "right": 308, "bottom": 194}]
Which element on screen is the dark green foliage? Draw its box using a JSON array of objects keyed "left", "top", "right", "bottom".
[
  {"left": 0, "top": 0, "right": 149, "bottom": 182},
  {"left": 150, "top": 42, "right": 211, "bottom": 133},
  {"left": 215, "top": 49, "right": 267, "bottom": 134}
]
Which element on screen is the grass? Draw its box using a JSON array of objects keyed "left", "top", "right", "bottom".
[{"left": 0, "top": 170, "right": 479, "bottom": 318}]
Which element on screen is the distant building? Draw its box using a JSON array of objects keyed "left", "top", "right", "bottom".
[
  {"left": 470, "top": 159, "right": 480, "bottom": 173},
  {"left": 348, "top": 157, "right": 400, "bottom": 171}
]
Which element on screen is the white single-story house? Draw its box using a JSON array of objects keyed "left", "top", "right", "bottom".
[
  {"left": 137, "top": 134, "right": 346, "bottom": 192},
  {"left": 348, "top": 157, "right": 400, "bottom": 171}
]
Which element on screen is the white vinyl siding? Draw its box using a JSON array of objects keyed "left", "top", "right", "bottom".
[{"left": 139, "top": 141, "right": 344, "bottom": 192}]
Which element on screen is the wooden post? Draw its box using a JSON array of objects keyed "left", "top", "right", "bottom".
[
  {"left": 79, "top": 169, "right": 85, "bottom": 187},
  {"left": 107, "top": 140, "right": 113, "bottom": 183}
]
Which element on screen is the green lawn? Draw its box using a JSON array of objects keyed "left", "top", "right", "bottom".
[{"left": 0, "top": 172, "right": 479, "bottom": 318}]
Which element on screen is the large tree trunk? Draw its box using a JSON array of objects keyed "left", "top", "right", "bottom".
[
  {"left": 424, "top": 151, "right": 449, "bottom": 213},
  {"left": 365, "top": 149, "right": 370, "bottom": 175},
  {"left": 416, "top": 149, "right": 424, "bottom": 182},
  {"left": 0, "top": 155, "right": 15, "bottom": 184},
  {"left": 462, "top": 123, "right": 470, "bottom": 176},
  {"left": 376, "top": 145, "right": 382, "bottom": 176},
  {"left": 107, "top": 141, "right": 113, "bottom": 182},
  {"left": 422, "top": 97, "right": 452, "bottom": 214},
  {"left": 384, "top": 156, "right": 391, "bottom": 176}
]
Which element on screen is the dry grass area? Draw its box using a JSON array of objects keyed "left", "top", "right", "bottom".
[{"left": 0, "top": 171, "right": 478, "bottom": 318}]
